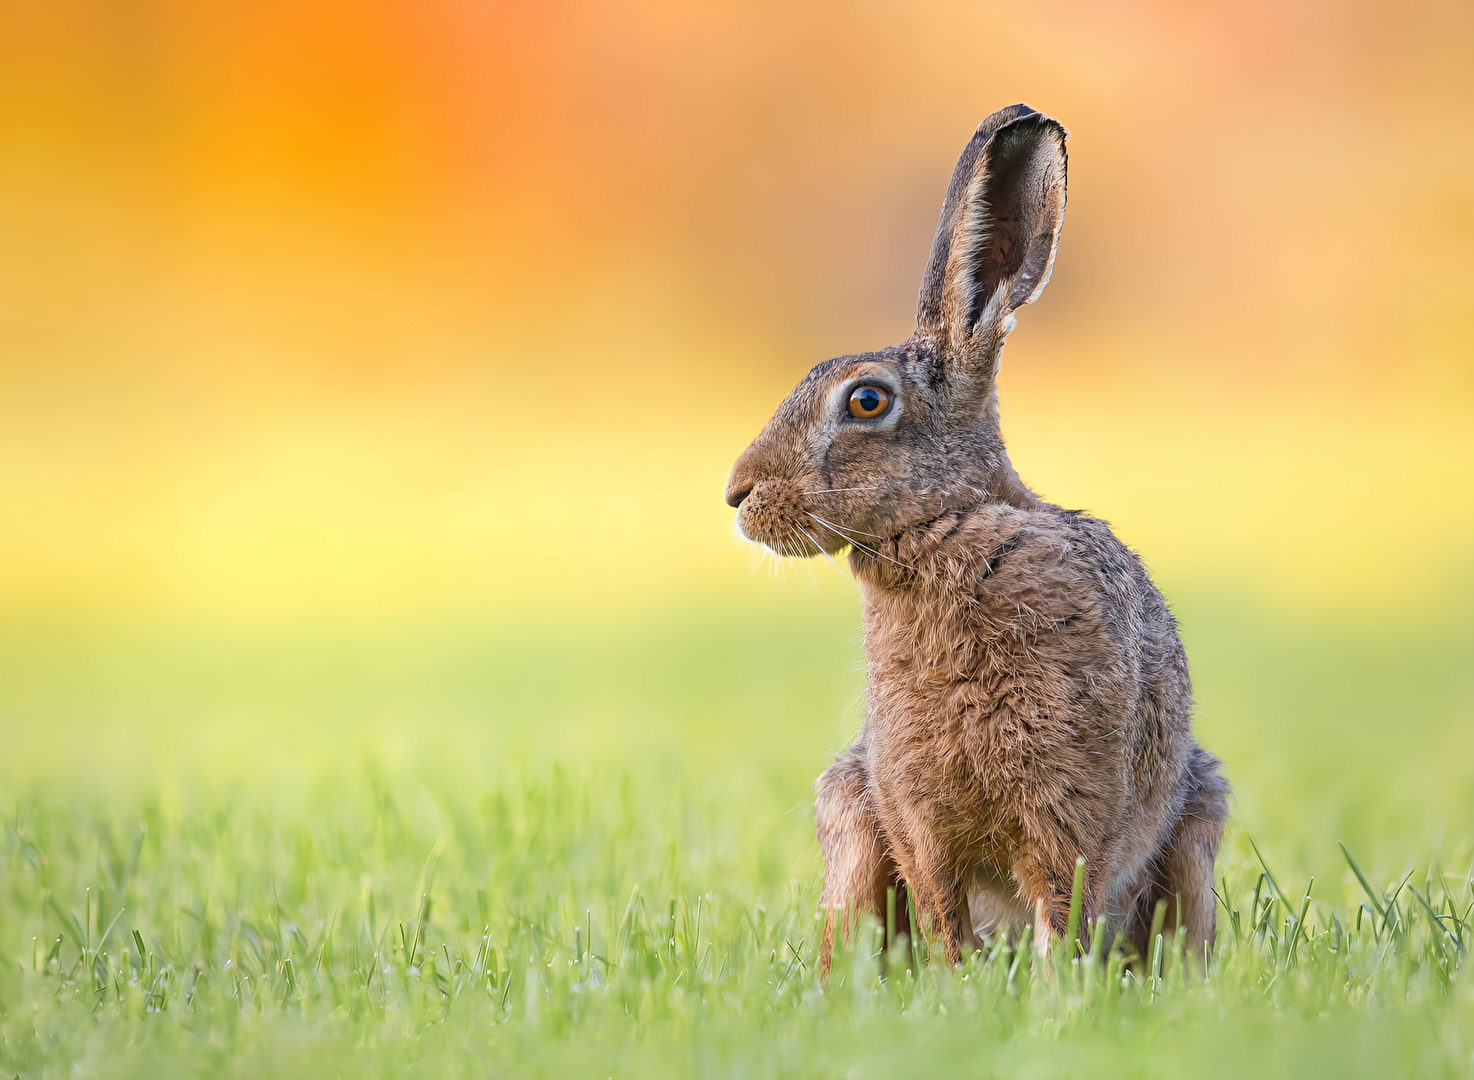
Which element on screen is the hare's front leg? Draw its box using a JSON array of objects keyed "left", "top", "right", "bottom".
[
  {"left": 1011, "top": 832, "right": 1107, "bottom": 959},
  {"left": 875, "top": 803, "right": 981, "bottom": 964},
  {"left": 814, "top": 741, "right": 896, "bottom": 982},
  {"left": 902, "top": 846, "right": 981, "bottom": 964}
]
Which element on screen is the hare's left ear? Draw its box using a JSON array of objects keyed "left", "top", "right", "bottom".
[{"left": 915, "top": 106, "right": 1067, "bottom": 380}]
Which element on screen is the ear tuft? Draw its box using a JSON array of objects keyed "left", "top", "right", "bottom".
[{"left": 916, "top": 106, "right": 1068, "bottom": 371}]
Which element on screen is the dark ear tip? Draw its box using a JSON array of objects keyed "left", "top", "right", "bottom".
[
  {"left": 970, "top": 103, "right": 1035, "bottom": 139},
  {"left": 961, "top": 106, "right": 1069, "bottom": 168},
  {"left": 986, "top": 105, "right": 1069, "bottom": 146}
]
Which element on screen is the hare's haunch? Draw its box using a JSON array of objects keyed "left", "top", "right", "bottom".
[{"left": 725, "top": 105, "right": 1229, "bottom": 979}]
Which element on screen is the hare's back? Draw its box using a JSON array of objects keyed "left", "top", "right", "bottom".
[
  {"left": 1054, "top": 507, "right": 1191, "bottom": 699},
  {"left": 964, "top": 502, "right": 1192, "bottom": 731}
]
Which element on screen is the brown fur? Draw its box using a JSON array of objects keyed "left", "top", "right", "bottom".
[{"left": 725, "top": 106, "right": 1229, "bottom": 979}]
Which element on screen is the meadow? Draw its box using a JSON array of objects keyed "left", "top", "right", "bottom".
[{"left": 4, "top": 581, "right": 1473, "bottom": 1078}]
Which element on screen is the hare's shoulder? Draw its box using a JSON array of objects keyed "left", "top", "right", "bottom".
[
  {"left": 1048, "top": 506, "right": 1169, "bottom": 615},
  {"left": 952, "top": 503, "right": 1161, "bottom": 613}
]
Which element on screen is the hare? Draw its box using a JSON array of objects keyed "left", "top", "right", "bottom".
[{"left": 724, "top": 105, "right": 1229, "bottom": 977}]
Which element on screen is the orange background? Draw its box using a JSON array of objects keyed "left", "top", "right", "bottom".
[{"left": 2, "top": 0, "right": 1472, "bottom": 620}]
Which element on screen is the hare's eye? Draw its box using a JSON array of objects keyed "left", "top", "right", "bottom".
[{"left": 848, "top": 385, "right": 891, "bottom": 419}]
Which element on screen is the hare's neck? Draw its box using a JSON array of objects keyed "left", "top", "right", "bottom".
[
  {"left": 988, "top": 447, "right": 1039, "bottom": 509},
  {"left": 844, "top": 455, "right": 1037, "bottom": 591},
  {"left": 847, "top": 508, "right": 972, "bottom": 594},
  {"left": 858, "top": 562, "right": 976, "bottom": 689}
]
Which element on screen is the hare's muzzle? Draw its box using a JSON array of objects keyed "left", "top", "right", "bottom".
[
  {"left": 727, "top": 434, "right": 836, "bottom": 556},
  {"left": 728, "top": 478, "right": 838, "bottom": 558}
]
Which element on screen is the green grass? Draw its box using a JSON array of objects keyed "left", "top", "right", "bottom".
[{"left": 2, "top": 585, "right": 1473, "bottom": 1077}]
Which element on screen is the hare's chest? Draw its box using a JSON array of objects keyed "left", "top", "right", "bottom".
[
  {"left": 862, "top": 578, "right": 1036, "bottom": 699},
  {"left": 861, "top": 579, "right": 1072, "bottom": 786}
]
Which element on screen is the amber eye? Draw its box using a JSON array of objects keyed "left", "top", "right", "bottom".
[{"left": 847, "top": 384, "right": 891, "bottom": 419}]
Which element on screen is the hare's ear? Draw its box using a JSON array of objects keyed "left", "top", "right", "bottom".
[{"left": 915, "top": 106, "right": 1067, "bottom": 379}]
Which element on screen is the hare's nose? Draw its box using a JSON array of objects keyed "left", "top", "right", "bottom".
[{"left": 726, "top": 445, "right": 762, "bottom": 507}]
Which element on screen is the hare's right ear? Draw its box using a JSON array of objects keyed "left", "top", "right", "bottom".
[{"left": 915, "top": 106, "right": 1067, "bottom": 382}]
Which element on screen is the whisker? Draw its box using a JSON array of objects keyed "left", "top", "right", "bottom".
[
  {"left": 805, "top": 512, "right": 910, "bottom": 571},
  {"left": 804, "top": 510, "right": 885, "bottom": 547},
  {"left": 801, "top": 486, "right": 880, "bottom": 495},
  {"left": 794, "top": 522, "right": 859, "bottom": 589},
  {"left": 804, "top": 514, "right": 887, "bottom": 539}
]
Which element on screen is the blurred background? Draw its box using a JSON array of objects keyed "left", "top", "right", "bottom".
[{"left": 1, "top": 0, "right": 1472, "bottom": 875}]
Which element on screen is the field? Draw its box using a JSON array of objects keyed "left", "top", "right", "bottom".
[{"left": 4, "top": 583, "right": 1474, "bottom": 1078}]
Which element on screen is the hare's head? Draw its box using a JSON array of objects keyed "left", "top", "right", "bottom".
[{"left": 725, "top": 105, "right": 1068, "bottom": 557}]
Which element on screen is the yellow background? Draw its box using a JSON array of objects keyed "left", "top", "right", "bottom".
[{"left": 3, "top": 0, "right": 1470, "bottom": 621}]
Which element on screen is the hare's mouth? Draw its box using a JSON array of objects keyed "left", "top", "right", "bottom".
[{"left": 734, "top": 482, "right": 846, "bottom": 558}]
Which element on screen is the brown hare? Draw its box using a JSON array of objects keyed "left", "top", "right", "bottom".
[{"left": 724, "top": 105, "right": 1229, "bottom": 978}]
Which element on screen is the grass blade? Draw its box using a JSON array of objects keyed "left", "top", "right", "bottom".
[{"left": 1339, "top": 841, "right": 1387, "bottom": 920}]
